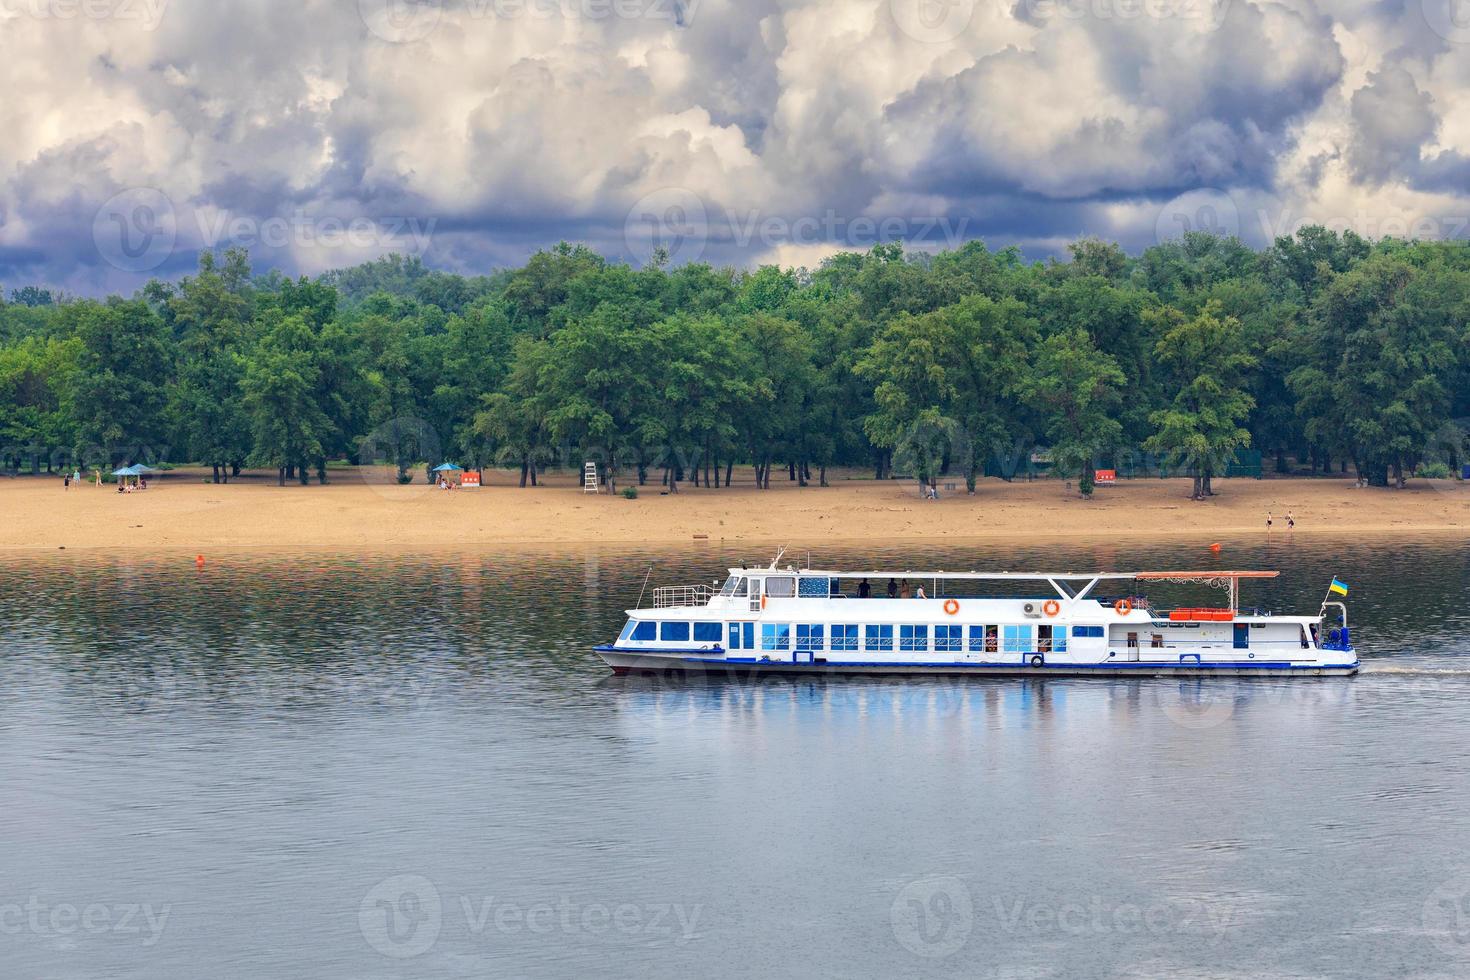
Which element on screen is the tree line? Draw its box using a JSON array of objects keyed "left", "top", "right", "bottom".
[{"left": 1, "top": 230, "right": 1467, "bottom": 497}]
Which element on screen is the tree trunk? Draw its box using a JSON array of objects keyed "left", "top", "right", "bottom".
[
  {"left": 212, "top": 464, "right": 220, "bottom": 484},
  {"left": 278, "top": 466, "right": 286, "bottom": 487},
  {"left": 519, "top": 460, "right": 529, "bottom": 488},
  {"left": 316, "top": 458, "right": 328, "bottom": 485},
  {"left": 820, "top": 465, "right": 829, "bottom": 487},
  {"left": 530, "top": 460, "right": 538, "bottom": 486},
  {"left": 725, "top": 460, "right": 733, "bottom": 486}
]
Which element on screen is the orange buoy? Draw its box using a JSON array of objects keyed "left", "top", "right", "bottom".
[
  {"left": 1042, "top": 599, "right": 1061, "bottom": 617},
  {"left": 1208, "top": 542, "right": 1222, "bottom": 553},
  {"left": 1114, "top": 598, "right": 1133, "bottom": 615},
  {"left": 195, "top": 555, "right": 206, "bottom": 566},
  {"left": 943, "top": 598, "right": 960, "bottom": 616}
]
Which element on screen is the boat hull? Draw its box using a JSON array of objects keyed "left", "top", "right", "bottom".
[{"left": 595, "top": 648, "right": 1360, "bottom": 678}]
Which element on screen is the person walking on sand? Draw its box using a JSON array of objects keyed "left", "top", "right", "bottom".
[
  {"left": 1266, "top": 511, "right": 1273, "bottom": 532},
  {"left": 63, "top": 473, "right": 70, "bottom": 491},
  {"left": 1286, "top": 511, "right": 1295, "bottom": 531}
]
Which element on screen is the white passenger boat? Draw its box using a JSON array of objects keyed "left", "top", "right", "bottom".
[{"left": 595, "top": 560, "right": 1358, "bottom": 677}]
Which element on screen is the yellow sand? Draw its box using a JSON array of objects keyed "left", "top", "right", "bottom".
[{"left": 4, "top": 466, "right": 1466, "bottom": 553}]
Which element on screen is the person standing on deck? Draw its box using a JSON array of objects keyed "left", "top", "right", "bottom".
[
  {"left": 887, "top": 578, "right": 898, "bottom": 599},
  {"left": 859, "top": 578, "right": 871, "bottom": 598}
]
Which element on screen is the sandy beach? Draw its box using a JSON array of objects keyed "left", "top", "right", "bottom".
[{"left": 3, "top": 466, "right": 1466, "bottom": 552}]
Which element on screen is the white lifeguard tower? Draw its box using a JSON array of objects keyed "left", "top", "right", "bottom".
[{"left": 583, "top": 461, "right": 600, "bottom": 494}]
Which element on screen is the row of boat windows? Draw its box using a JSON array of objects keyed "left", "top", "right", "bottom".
[{"left": 623, "top": 620, "right": 1112, "bottom": 652}]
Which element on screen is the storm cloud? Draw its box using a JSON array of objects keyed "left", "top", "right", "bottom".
[{"left": 1, "top": 0, "right": 1468, "bottom": 294}]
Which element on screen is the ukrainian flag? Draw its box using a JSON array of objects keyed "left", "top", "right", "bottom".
[{"left": 1328, "top": 578, "right": 1349, "bottom": 596}]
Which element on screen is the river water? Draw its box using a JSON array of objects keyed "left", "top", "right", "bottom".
[{"left": 2, "top": 537, "right": 1469, "bottom": 978}]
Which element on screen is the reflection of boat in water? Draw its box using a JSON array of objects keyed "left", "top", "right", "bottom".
[{"left": 595, "top": 559, "right": 1358, "bottom": 677}]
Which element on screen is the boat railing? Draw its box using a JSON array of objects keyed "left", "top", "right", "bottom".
[{"left": 652, "top": 585, "right": 715, "bottom": 608}]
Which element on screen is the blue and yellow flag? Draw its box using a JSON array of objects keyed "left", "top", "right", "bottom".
[{"left": 1328, "top": 578, "right": 1349, "bottom": 596}]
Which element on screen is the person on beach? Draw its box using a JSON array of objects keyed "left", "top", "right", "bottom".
[
  {"left": 1286, "top": 511, "right": 1295, "bottom": 530},
  {"left": 63, "top": 473, "right": 70, "bottom": 490},
  {"left": 887, "top": 578, "right": 898, "bottom": 599},
  {"left": 859, "top": 578, "right": 871, "bottom": 598},
  {"left": 1266, "top": 512, "right": 1273, "bottom": 531}
]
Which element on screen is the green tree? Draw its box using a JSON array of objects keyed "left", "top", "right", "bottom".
[
  {"left": 1145, "top": 303, "right": 1256, "bottom": 499},
  {"left": 1027, "top": 328, "right": 1126, "bottom": 496}
]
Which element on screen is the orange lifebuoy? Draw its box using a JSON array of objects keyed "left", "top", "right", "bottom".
[
  {"left": 761, "top": 595, "right": 767, "bottom": 610},
  {"left": 1114, "top": 598, "right": 1133, "bottom": 615},
  {"left": 943, "top": 599, "right": 960, "bottom": 616},
  {"left": 1043, "top": 599, "right": 1061, "bottom": 618}
]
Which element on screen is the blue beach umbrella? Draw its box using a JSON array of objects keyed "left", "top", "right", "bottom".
[{"left": 431, "top": 463, "right": 463, "bottom": 472}]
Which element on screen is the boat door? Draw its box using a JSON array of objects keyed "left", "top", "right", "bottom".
[{"left": 1233, "top": 624, "right": 1249, "bottom": 650}]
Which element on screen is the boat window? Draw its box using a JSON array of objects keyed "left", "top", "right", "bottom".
[
  {"left": 798, "top": 577, "right": 830, "bottom": 598},
  {"left": 761, "top": 623, "right": 791, "bottom": 651},
  {"left": 619, "top": 620, "right": 638, "bottom": 642},
  {"left": 1003, "top": 625, "right": 1033, "bottom": 654},
  {"left": 660, "top": 621, "right": 690, "bottom": 642},
  {"left": 693, "top": 622, "right": 721, "bottom": 642},
  {"left": 631, "top": 621, "right": 657, "bottom": 642},
  {"left": 728, "top": 622, "right": 755, "bottom": 650},
  {"left": 900, "top": 625, "right": 929, "bottom": 652},
  {"left": 796, "top": 624, "right": 825, "bottom": 651},
  {"left": 1072, "top": 625, "right": 1105, "bottom": 638},
  {"left": 831, "top": 625, "right": 859, "bottom": 651},
  {"left": 935, "top": 625, "right": 962, "bottom": 652},
  {"left": 719, "top": 575, "right": 741, "bottom": 596},
  {"left": 865, "top": 624, "right": 894, "bottom": 651},
  {"left": 765, "top": 577, "right": 796, "bottom": 598}
]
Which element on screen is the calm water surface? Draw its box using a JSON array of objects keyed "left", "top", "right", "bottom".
[{"left": 3, "top": 538, "right": 1470, "bottom": 979}]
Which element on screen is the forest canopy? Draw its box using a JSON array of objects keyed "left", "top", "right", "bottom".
[{"left": 2, "top": 230, "right": 1468, "bottom": 496}]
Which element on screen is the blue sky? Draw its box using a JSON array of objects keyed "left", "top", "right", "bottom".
[{"left": 2, "top": 0, "right": 1469, "bottom": 295}]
